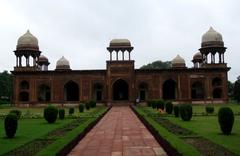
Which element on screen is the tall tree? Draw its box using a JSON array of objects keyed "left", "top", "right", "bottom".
[
  {"left": 0, "top": 71, "right": 13, "bottom": 103},
  {"left": 228, "top": 81, "right": 234, "bottom": 99},
  {"left": 233, "top": 77, "right": 240, "bottom": 103},
  {"left": 140, "top": 60, "right": 171, "bottom": 69}
]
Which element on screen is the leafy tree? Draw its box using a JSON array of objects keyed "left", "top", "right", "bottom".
[
  {"left": 140, "top": 60, "right": 171, "bottom": 69},
  {"left": 0, "top": 71, "right": 13, "bottom": 104},
  {"left": 227, "top": 81, "right": 234, "bottom": 99},
  {"left": 233, "top": 78, "right": 240, "bottom": 103}
]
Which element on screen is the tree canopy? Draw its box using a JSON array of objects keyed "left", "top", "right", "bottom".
[
  {"left": 233, "top": 77, "right": 240, "bottom": 103},
  {"left": 0, "top": 71, "right": 12, "bottom": 104},
  {"left": 140, "top": 60, "right": 171, "bottom": 69}
]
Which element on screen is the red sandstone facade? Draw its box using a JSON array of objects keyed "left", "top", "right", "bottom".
[{"left": 12, "top": 28, "right": 230, "bottom": 106}]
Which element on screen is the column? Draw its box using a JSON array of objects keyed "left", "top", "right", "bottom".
[
  {"left": 110, "top": 52, "right": 112, "bottom": 61},
  {"left": 128, "top": 52, "right": 131, "bottom": 60},
  {"left": 116, "top": 51, "right": 118, "bottom": 61},
  {"left": 122, "top": 51, "right": 124, "bottom": 60}
]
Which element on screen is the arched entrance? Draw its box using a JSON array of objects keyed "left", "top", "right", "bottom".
[
  {"left": 213, "top": 88, "right": 222, "bottom": 98},
  {"left": 138, "top": 82, "right": 148, "bottom": 101},
  {"left": 19, "top": 91, "right": 29, "bottom": 102},
  {"left": 64, "top": 81, "right": 79, "bottom": 101},
  {"left": 112, "top": 79, "right": 129, "bottom": 100},
  {"left": 37, "top": 84, "right": 51, "bottom": 102},
  {"left": 191, "top": 81, "right": 204, "bottom": 99},
  {"left": 163, "top": 79, "right": 177, "bottom": 100},
  {"left": 93, "top": 83, "right": 103, "bottom": 101}
]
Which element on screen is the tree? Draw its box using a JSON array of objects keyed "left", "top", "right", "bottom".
[
  {"left": 233, "top": 78, "right": 240, "bottom": 103},
  {"left": 228, "top": 81, "right": 234, "bottom": 100},
  {"left": 0, "top": 71, "right": 13, "bottom": 104},
  {"left": 140, "top": 60, "right": 171, "bottom": 69}
]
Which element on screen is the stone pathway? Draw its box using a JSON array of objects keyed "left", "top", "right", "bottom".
[{"left": 68, "top": 106, "right": 167, "bottom": 156}]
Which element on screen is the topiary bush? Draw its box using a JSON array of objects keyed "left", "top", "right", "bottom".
[
  {"left": 179, "top": 104, "right": 192, "bottom": 121},
  {"left": 89, "top": 100, "right": 96, "bottom": 108},
  {"left": 165, "top": 102, "right": 173, "bottom": 114},
  {"left": 156, "top": 99, "right": 165, "bottom": 110},
  {"left": 9, "top": 109, "right": 22, "bottom": 119},
  {"left": 69, "top": 107, "right": 74, "bottom": 115},
  {"left": 44, "top": 106, "right": 58, "bottom": 123},
  {"left": 151, "top": 100, "right": 157, "bottom": 109},
  {"left": 79, "top": 104, "right": 84, "bottom": 113},
  {"left": 173, "top": 105, "right": 179, "bottom": 117},
  {"left": 5, "top": 113, "right": 18, "bottom": 138},
  {"left": 218, "top": 107, "right": 234, "bottom": 135},
  {"left": 205, "top": 106, "right": 214, "bottom": 114},
  {"left": 59, "top": 109, "right": 65, "bottom": 120},
  {"left": 85, "top": 102, "right": 90, "bottom": 110}
]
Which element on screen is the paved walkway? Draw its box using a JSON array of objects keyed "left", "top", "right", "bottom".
[{"left": 68, "top": 107, "right": 167, "bottom": 156}]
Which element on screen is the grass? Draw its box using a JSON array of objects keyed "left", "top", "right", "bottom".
[
  {"left": 165, "top": 116, "right": 240, "bottom": 155},
  {"left": 135, "top": 104, "right": 240, "bottom": 156},
  {"left": 134, "top": 107, "right": 201, "bottom": 156},
  {"left": 0, "top": 106, "right": 108, "bottom": 155}
]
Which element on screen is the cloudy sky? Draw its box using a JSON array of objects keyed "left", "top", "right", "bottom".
[{"left": 0, "top": 0, "right": 239, "bottom": 81}]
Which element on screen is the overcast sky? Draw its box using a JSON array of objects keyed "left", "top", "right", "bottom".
[{"left": 0, "top": 0, "right": 239, "bottom": 81}]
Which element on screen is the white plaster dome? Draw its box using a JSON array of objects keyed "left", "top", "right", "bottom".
[
  {"left": 110, "top": 39, "right": 131, "bottom": 46},
  {"left": 17, "top": 30, "right": 39, "bottom": 50},
  {"left": 172, "top": 55, "right": 185, "bottom": 64},
  {"left": 201, "top": 27, "right": 223, "bottom": 47},
  {"left": 56, "top": 56, "right": 71, "bottom": 70},
  {"left": 39, "top": 55, "right": 48, "bottom": 62}
]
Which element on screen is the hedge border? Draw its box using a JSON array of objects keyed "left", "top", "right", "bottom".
[
  {"left": 56, "top": 106, "right": 112, "bottom": 156},
  {"left": 130, "top": 106, "right": 181, "bottom": 156}
]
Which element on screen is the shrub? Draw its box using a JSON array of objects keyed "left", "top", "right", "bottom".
[
  {"left": 218, "top": 107, "right": 234, "bottom": 135},
  {"left": 205, "top": 106, "right": 214, "bottom": 114},
  {"left": 44, "top": 106, "right": 58, "bottom": 123},
  {"left": 179, "top": 104, "right": 192, "bottom": 121},
  {"left": 151, "top": 100, "right": 157, "bottom": 109},
  {"left": 89, "top": 100, "right": 96, "bottom": 108},
  {"left": 85, "top": 102, "right": 90, "bottom": 110},
  {"left": 165, "top": 102, "right": 173, "bottom": 114},
  {"left": 59, "top": 109, "right": 65, "bottom": 120},
  {"left": 173, "top": 105, "right": 179, "bottom": 117},
  {"left": 9, "top": 109, "right": 22, "bottom": 119},
  {"left": 69, "top": 107, "right": 74, "bottom": 115},
  {"left": 5, "top": 113, "right": 18, "bottom": 138},
  {"left": 147, "top": 101, "right": 152, "bottom": 107},
  {"left": 79, "top": 104, "right": 84, "bottom": 113},
  {"left": 156, "top": 99, "right": 165, "bottom": 110}
]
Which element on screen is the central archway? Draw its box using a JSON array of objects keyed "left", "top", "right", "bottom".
[
  {"left": 162, "top": 79, "right": 177, "bottom": 100},
  {"left": 64, "top": 81, "right": 79, "bottom": 101},
  {"left": 112, "top": 79, "right": 129, "bottom": 100}
]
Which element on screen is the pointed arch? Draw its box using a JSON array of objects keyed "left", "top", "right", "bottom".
[
  {"left": 191, "top": 81, "right": 204, "bottom": 99},
  {"left": 20, "top": 80, "right": 29, "bottom": 90},
  {"left": 64, "top": 81, "right": 79, "bottom": 101},
  {"left": 19, "top": 91, "right": 29, "bottom": 102},
  {"left": 138, "top": 82, "right": 148, "bottom": 101},
  {"left": 112, "top": 79, "right": 129, "bottom": 100},
  {"left": 213, "top": 88, "right": 222, "bottom": 98},
  {"left": 212, "top": 77, "right": 222, "bottom": 87},
  {"left": 92, "top": 83, "right": 103, "bottom": 101},
  {"left": 37, "top": 84, "right": 51, "bottom": 102},
  {"left": 162, "top": 79, "right": 177, "bottom": 100}
]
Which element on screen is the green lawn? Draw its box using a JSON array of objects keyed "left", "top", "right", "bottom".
[
  {"left": 165, "top": 116, "right": 240, "bottom": 155},
  {"left": 0, "top": 106, "right": 108, "bottom": 155},
  {"left": 135, "top": 104, "right": 240, "bottom": 156}
]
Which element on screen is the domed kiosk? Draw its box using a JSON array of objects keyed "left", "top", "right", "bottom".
[
  {"left": 171, "top": 55, "right": 186, "bottom": 68},
  {"left": 55, "top": 56, "right": 71, "bottom": 70},
  {"left": 14, "top": 30, "right": 41, "bottom": 71}
]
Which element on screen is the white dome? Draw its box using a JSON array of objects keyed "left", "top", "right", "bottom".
[
  {"left": 17, "top": 30, "right": 38, "bottom": 50},
  {"left": 202, "top": 27, "right": 223, "bottom": 43},
  {"left": 172, "top": 54, "right": 185, "bottom": 64},
  {"left": 56, "top": 56, "right": 70, "bottom": 70},
  {"left": 193, "top": 52, "right": 202, "bottom": 60}
]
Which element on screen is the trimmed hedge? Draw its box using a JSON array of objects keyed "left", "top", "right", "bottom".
[
  {"left": 89, "top": 100, "right": 96, "bottom": 108},
  {"left": 165, "top": 102, "right": 173, "bottom": 114},
  {"left": 79, "top": 104, "right": 84, "bottom": 113},
  {"left": 59, "top": 109, "right": 65, "bottom": 120},
  {"left": 150, "top": 99, "right": 165, "bottom": 110},
  {"left": 205, "top": 106, "right": 214, "bottom": 114},
  {"left": 173, "top": 105, "right": 179, "bottom": 117},
  {"left": 179, "top": 104, "right": 192, "bottom": 121},
  {"left": 218, "top": 107, "right": 234, "bottom": 135},
  {"left": 44, "top": 106, "right": 58, "bottom": 123},
  {"left": 9, "top": 109, "right": 22, "bottom": 119},
  {"left": 69, "top": 107, "right": 74, "bottom": 115},
  {"left": 5, "top": 113, "right": 18, "bottom": 138},
  {"left": 85, "top": 102, "right": 90, "bottom": 110}
]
